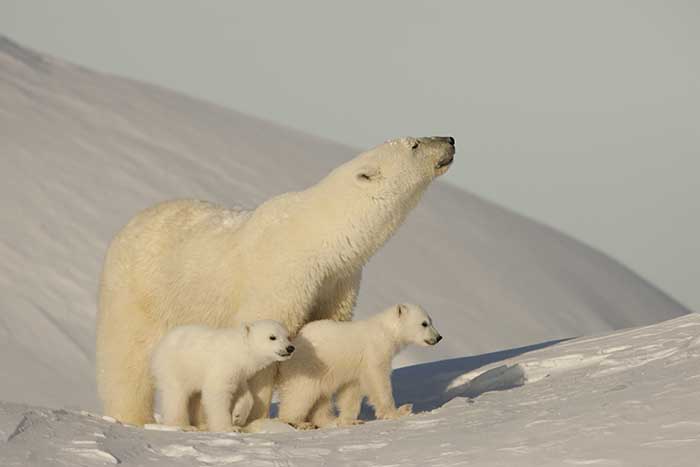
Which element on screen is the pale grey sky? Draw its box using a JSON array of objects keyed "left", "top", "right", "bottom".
[{"left": 1, "top": 1, "right": 698, "bottom": 311}]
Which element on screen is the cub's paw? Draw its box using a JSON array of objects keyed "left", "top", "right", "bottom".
[
  {"left": 288, "top": 421, "right": 318, "bottom": 431},
  {"left": 397, "top": 404, "right": 413, "bottom": 416},
  {"left": 377, "top": 404, "right": 413, "bottom": 420},
  {"left": 338, "top": 419, "right": 365, "bottom": 427},
  {"left": 232, "top": 413, "right": 248, "bottom": 426}
]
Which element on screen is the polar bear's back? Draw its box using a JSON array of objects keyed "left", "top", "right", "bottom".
[
  {"left": 100, "top": 200, "right": 252, "bottom": 317},
  {"left": 151, "top": 324, "right": 244, "bottom": 389},
  {"left": 288, "top": 319, "right": 372, "bottom": 378}
]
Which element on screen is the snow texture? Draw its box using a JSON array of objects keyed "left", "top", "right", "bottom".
[{"left": 1, "top": 314, "right": 699, "bottom": 466}]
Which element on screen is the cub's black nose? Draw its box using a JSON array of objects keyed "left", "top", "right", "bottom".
[
  {"left": 286, "top": 345, "right": 295, "bottom": 353},
  {"left": 436, "top": 335, "right": 443, "bottom": 342},
  {"left": 447, "top": 137, "right": 455, "bottom": 145}
]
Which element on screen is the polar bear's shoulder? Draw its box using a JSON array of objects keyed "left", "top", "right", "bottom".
[{"left": 126, "top": 199, "right": 252, "bottom": 233}]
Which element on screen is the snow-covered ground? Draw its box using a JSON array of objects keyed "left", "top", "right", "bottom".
[
  {"left": 0, "top": 36, "right": 689, "bottom": 412},
  {"left": 2, "top": 313, "right": 699, "bottom": 466}
]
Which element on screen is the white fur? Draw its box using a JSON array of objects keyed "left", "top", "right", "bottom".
[
  {"left": 277, "top": 304, "right": 441, "bottom": 428},
  {"left": 96, "top": 136, "right": 455, "bottom": 426},
  {"left": 151, "top": 320, "right": 293, "bottom": 432}
]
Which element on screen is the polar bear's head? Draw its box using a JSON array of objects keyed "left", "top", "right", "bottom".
[
  {"left": 314, "top": 137, "right": 455, "bottom": 262},
  {"left": 393, "top": 303, "right": 443, "bottom": 347},
  {"left": 244, "top": 320, "right": 295, "bottom": 362},
  {"left": 326, "top": 136, "right": 455, "bottom": 197}
]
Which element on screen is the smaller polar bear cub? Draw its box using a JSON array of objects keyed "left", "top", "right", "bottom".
[
  {"left": 151, "top": 320, "right": 294, "bottom": 432},
  {"left": 277, "top": 304, "right": 442, "bottom": 429}
]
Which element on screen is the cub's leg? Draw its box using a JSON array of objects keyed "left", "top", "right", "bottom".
[
  {"left": 335, "top": 381, "right": 364, "bottom": 426},
  {"left": 309, "top": 396, "right": 337, "bottom": 428},
  {"left": 362, "top": 365, "right": 412, "bottom": 420},
  {"left": 232, "top": 381, "right": 254, "bottom": 427},
  {"left": 202, "top": 383, "right": 236, "bottom": 432},
  {"left": 246, "top": 364, "right": 276, "bottom": 421},
  {"left": 278, "top": 380, "right": 321, "bottom": 429},
  {"left": 187, "top": 392, "right": 205, "bottom": 429},
  {"left": 160, "top": 384, "right": 190, "bottom": 428}
]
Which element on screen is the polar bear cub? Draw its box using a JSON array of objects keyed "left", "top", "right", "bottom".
[
  {"left": 151, "top": 320, "right": 294, "bottom": 432},
  {"left": 277, "top": 304, "right": 442, "bottom": 429}
]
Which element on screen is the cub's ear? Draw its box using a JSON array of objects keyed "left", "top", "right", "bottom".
[
  {"left": 397, "top": 304, "right": 405, "bottom": 317},
  {"left": 355, "top": 165, "right": 381, "bottom": 183}
]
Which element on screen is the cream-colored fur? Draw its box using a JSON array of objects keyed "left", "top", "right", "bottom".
[
  {"left": 277, "top": 304, "right": 442, "bottom": 428},
  {"left": 96, "top": 136, "right": 455, "bottom": 426},
  {"left": 151, "top": 320, "right": 294, "bottom": 432}
]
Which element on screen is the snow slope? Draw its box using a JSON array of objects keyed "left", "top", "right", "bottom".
[
  {"left": 0, "top": 36, "right": 689, "bottom": 411},
  {"left": 2, "top": 313, "right": 699, "bottom": 466}
]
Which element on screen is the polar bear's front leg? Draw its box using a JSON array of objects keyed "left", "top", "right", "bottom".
[
  {"left": 363, "top": 364, "right": 412, "bottom": 421},
  {"left": 246, "top": 364, "right": 276, "bottom": 421},
  {"left": 202, "top": 384, "right": 236, "bottom": 432},
  {"left": 309, "top": 396, "right": 337, "bottom": 428},
  {"left": 232, "top": 381, "right": 254, "bottom": 427},
  {"left": 160, "top": 385, "right": 191, "bottom": 428},
  {"left": 335, "top": 381, "right": 363, "bottom": 425}
]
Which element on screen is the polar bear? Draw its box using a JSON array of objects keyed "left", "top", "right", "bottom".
[
  {"left": 96, "top": 136, "right": 455, "bottom": 426},
  {"left": 277, "top": 304, "right": 442, "bottom": 429},
  {"left": 151, "top": 320, "right": 294, "bottom": 432}
]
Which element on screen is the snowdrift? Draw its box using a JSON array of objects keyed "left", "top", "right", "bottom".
[{"left": 2, "top": 313, "right": 699, "bottom": 466}]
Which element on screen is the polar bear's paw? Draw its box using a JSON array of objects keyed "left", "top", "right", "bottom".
[
  {"left": 288, "top": 421, "right": 318, "bottom": 431},
  {"left": 397, "top": 403, "right": 413, "bottom": 416},
  {"left": 338, "top": 419, "right": 365, "bottom": 427},
  {"left": 377, "top": 404, "right": 413, "bottom": 420}
]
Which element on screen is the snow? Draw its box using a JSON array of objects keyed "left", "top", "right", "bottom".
[{"left": 1, "top": 314, "right": 699, "bottom": 466}]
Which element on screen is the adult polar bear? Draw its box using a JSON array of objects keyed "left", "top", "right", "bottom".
[{"left": 96, "top": 136, "right": 455, "bottom": 426}]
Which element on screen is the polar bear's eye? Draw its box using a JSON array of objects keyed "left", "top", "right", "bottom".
[
  {"left": 411, "top": 141, "right": 419, "bottom": 149},
  {"left": 269, "top": 335, "right": 277, "bottom": 341},
  {"left": 421, "top": 321, "right": 428, "bottom": 327}
]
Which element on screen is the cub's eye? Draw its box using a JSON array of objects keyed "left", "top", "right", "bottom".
[
  {"left": 269, "top": 335, "right": 277, "bottom": 341},
  {"left": 411, "top": 141, "right": 419, "bottom": 149},
  {"left": 421, "top": 321, "right": 428, "bottom": 327}
]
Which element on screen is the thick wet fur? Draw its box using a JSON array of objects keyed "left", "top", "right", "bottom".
[
  {"left": 277, "top": 304, "right": 441, "bottom": 428},
  {"left": 96, "top": 137, "right": 454, "bottom": 425}
]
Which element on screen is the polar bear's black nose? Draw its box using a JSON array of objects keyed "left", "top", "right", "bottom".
[
  {"left": 436, "top": 335, "right": 443, "bottom": 342},
  {"left": 447, "top": 137, "right": 455, "bottom": 146},
  {"left": 286, "top": 345, "right": 295, "bottom": 353}
]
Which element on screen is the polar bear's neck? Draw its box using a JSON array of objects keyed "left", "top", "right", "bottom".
[
  {"left": 367, "top": 310, "right": 412, "bottom": 357},
  {"left": 297, "top": 181, "right": 428, "bottom": 270}
]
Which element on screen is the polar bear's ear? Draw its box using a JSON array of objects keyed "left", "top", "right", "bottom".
[{"left": 355, "top": 165, "right": 381, "bottom": 183}]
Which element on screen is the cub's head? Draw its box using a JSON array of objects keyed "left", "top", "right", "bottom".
[
  {"left": 244, "top": 320, "right": 295, "bottom": 361},
  {"left": 394, "top": 303, "right": 442, "bottom": 347}
]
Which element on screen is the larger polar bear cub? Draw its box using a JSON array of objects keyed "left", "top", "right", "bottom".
[
  {"left": 277, "top": 304, "right": 442, "bottom": 428},
  {"left": 151, "top": 320, "right": 294, "bottom": 432},
  {"left": 96, "top": 136, "right": 456, "bottom": 426}
]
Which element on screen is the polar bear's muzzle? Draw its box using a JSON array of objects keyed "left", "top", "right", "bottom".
[
  {"left": 436, "top": 153, "right": 454, "bottom": 170},
  {"left": 424, "top": 334, "right": 443, "bottom": 346},
  {"left": 432, "top": 136, "right": 455, "bottom": 175},
  {"left": 276, "top": 345, "right": 296, "bottom": 359}
]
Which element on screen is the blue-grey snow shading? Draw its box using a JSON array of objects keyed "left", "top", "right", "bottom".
[{"left": 1, "top": 314, "right": 699, "bottom": 466}]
